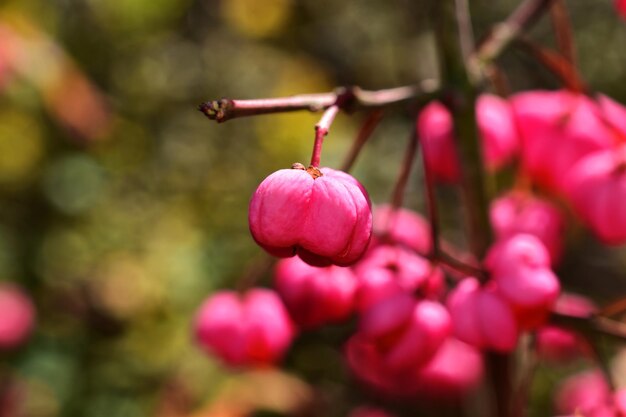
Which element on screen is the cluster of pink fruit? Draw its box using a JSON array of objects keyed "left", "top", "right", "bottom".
[{"left": 194, "top": 90, "right": 626, "bottom": 407}]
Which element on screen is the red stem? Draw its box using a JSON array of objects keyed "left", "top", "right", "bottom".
[{"left": 310, "top": 105, "right": 340, "bottom": 167}]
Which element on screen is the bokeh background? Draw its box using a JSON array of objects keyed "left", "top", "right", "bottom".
[{"left": 0, "top": 0, "right": 625, "bottom": 416}]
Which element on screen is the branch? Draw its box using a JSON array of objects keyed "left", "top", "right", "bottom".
[
  {"left": 468, "top": 0, "right": 558, "bottom": 83},
  {"left": 340, "top": 110, "right": 384, "bottom": 172},
  {"left": 198, "top": 81, "right": 440, "bottom": 123},
  {"left": 515, "top": 36, "right": 587, "bottom": 93},
  {"left": 390, "top": 129, "right": 419, "bottom": 210},
  {"left": 549, "top": 0, "right": 576, "bottom": 65}
]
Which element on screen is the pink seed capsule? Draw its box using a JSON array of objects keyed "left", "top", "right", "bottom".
[
  {"left": 536, "top": 293, "right": 596, "bottom": 362},
  {"left": 249, "top": 165, "right": 372, "bottom": 266},
  {"left": 554, "top": 370, "right": 612, "bottom": 416},
  {"left": 274, "top": 256, "right": 358, "bottom": 329},
  {"left": 510, "top": 91, "right": 612, "bottom": 193},
  {"left": 359, "top": 294, "right": 450, "bottom": 371},
  {"left": 490, "top": 191, "right": 565, "bottom": 265},
  {"left": 412, "top": 337, "right": 484, "bottom": 400},
  {"left": 486, "top": 234, "right": 560, "bottom": 330},
  {"left": 194, "top": 289, "right": 295, "bottom": 367},
  {"left": 476, "top": 94, "right": 520, "bottom": 171},
  {"left": 353, "top": 244, "right": 444, "bottom": 312},
  {"left": 371, "top": 204, "right": 432, "bottom": 255},
  {"left": 598, "top": 94, "right": 626, "bottom": 139},
  {"left": 564, "top": 146, "right": 626, "bottom": 245},
  {"left": 447, "top": 278, "right": 518, "bottom": 352},
  {"left": 416, "top": 101, "right": 460, "bottom": 184},
  {"left": 0, "top": 284, "right": 35, "bottom": 350}
]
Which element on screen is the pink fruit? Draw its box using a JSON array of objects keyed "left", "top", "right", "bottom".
[
  {"left": 353, "top": 245, "right": 444, "bottom": 312},
  {"left": 486, "top": 234, "right": 560, "bottom": 329},
  {"left": 598, "top": 94, "right": 626, "bottom": 139},
  {"left": 412, "top": 337, "right": 484, "bottom": 400},
  {"left": 476, "top": 94, "right": 520, "bottom": 170},
  {"left": 372, "top": 204, "right": 431, "bottom": 254},
  {"left": 359, "top": 294, "right": 451, "bottom": 371},
  {"left": 194, "top": 289, "right": 295, "bottom": 367},
  {"left": 536, "top": 293, "right": 596, "bottom": 362},
  {"left": 511, "top": 91, "right": 612, "bottom": 193},
  {"left": 554, "top": 370, "right": 611, "bottom": 416},
  {"left": 0, "top": 284, "right": 35, "bottom": 350},
  {"left": 447, "top": 278, "right": 518, "bottom": 352},
  {"left": 490, "top": 191, "right": 565, "bottom": 264},
  {"left": 416, "top": 101, "right": 460, "bottom": 183},
  {"left": 274, "top": 256, "right": 358, "bottom": 328},
  {"left": 564, "top": 146, "right": 626, "bottom": 245},
  {"left": 249, "top": 165, "right": 372, "bottom": 266}
]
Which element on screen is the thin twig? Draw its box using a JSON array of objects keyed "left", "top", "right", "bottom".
[
  {"left": 549, "top": 0, "right": 576, "bottom": 65},
  {"left": 198, "top": 81, "right": 439, "bottom": 123},
  {"left": 390, "top": 129, "right": 419, "bottom": 210},
  {"left": 340, "top": 110, "right": 384, "bottom": 172},
  {"left": 468, "top": 0, "right": 558, "bottom": 83},
  {"left": 454, "top": 0, "right": 476, "bottom": 62},
  {"left": 515, "top": 36, "right": 587, "bottom": 92}
]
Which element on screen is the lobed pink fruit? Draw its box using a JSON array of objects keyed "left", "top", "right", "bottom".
[
  {"left": 486, "top": 234, "right": 560, "bottom": 329},
  {"left": 510, "top": 91, "right": 612, "bottom": 193},
  {"left": 490, "top": 191, "right": 565, "bottom": 265},
  {"left": 274, "top": 256, "right": 358, "bottom": 329},
  {"left": 416, "top": 101, "right": 460, "bottom": 183},
  {"left": 353, "top": 244, "right": 444, "bottom": 312},
  {"left": 564, "top": 146, "right": 626, "bottom": 245},
  {"left": 536, "top": 293, "right": 596, "bottom": 362},
  {"left": 194, "top": 289, "right": 295, "bottom": 367},
  {"left": 598, "top": 94, "right": 626, "bottom": 139},
  {"left": 0, "top": 284, "right": 35, "bottom": 350},
  {"left": 412, "top": 337, "right": 484, "bottom": 400},
  {"left": 371, "top": 204, "right": 431, "bottom": 254},
  {"left": 476, "top": 94, "right": 520, "bottom": 170},
  {"left": 554, "top": 370, "right": 613, "bottom": 416},
  {"left": 447, "top": 278, "right": 518, "bottom": 352},
  {"left": 359, "top": 294, "right": 451, "bottom": 371},
  {"left": 249, "top": 165, "right": 372, "bottom": 267}
]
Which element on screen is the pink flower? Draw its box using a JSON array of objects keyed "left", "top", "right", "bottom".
[
  {"left": 490, "top": 191, "right": 565, "bottom": 264},
  {"left": 511, "top": 91, "right": 612, "bottom": 193},
  {"left": 416, "top": 101, "right": 460, "bottom": 183},
  {"left": 0, "top": 284, "right": 35, "bottom": 350},
  {"left": 274, "top": 256, "right": 358, "bottom": 328},
  {"left": 249, "top": 165, "right": 372, "bottom": 266},
  {"left": 194, "top": 289, "right": 295, "bottom": 367},
  {"left": 564, "top": 146, "right": 626, "bottom": 245},
  {"left": 371, "top": 204, "right": 431, "bottom": 255},
  {"left": 447, "top": 278, "right": 518, "bottom": 352},
  {"left": 353, "top": 245, "right": 444, "bottom": 312},
  {"left": 486, "top": 234, "right": 560, "bottom": 329},
  {"left": 476, "top": 94, "right": 520, "bottom": 170}
]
